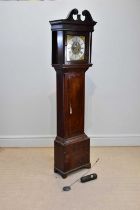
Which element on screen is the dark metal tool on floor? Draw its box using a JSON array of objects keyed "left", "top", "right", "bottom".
[
  {"left": 62, "top": 158, "right": 99, "bottom": 192},
  {"left": 80, "top": 173, "right": 97, "bottom": 183}
]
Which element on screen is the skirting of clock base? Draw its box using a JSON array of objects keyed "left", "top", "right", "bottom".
[
  {"left": 54, "top": 134, "right": 91, "bottom": 178},
  {"left": 54, "top": 163, "right": 91, "bottom": 178}
]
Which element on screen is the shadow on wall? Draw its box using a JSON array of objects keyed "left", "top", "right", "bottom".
[
  {"left": 49, "top": 91, "right": 56, "bottom": 135},
  {"left": 85, "top": 74, "right": 96, "bottom": 131}
]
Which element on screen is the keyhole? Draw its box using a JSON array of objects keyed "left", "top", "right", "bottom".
[{"left": 70, "top": 103, "right": 72, "bottom": 115}]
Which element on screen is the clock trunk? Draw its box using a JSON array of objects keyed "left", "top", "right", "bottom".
[{"left": 54, "top": 67, "right": 91, "bottom": 178}]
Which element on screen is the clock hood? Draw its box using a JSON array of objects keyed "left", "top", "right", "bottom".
[{"left": 50, "top": 8, "right": 97, "bottom": 32}]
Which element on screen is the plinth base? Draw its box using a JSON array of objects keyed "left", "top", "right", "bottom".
[
  {"left": 54, "top": 163, "right": 91, "bottom": 178},
  {"left": 54, "top": 134, "right": 91, "bottom": 178}
]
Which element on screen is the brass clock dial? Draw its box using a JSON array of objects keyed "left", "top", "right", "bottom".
[{"left": 66, "top": 35, "right": 85, "bottom": 61}]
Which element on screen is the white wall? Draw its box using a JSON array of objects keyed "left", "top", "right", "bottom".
[{"left": 0, "top": 0, "right": 140, "bottom": 146}]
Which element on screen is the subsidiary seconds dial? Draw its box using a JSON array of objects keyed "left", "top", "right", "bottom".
[{"left": 66, "top": 35, "right": 85, "bottom": 61}]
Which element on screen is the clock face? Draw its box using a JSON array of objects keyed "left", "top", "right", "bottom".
[{"left": 66, "top": 35, "right": 85, "bottom": 61}]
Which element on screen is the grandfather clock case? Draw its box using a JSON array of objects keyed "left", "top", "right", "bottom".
[{"left": 50, "top": 9, "right": 96, "bottom": 178}]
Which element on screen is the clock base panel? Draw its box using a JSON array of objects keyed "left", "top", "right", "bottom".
[{"left": 54, "top": 134, "right": 91, "bottom": 178}]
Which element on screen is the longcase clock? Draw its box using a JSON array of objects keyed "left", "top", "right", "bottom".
[{"left": 50, "top": 9, "right": 96, "bottom": 178}]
